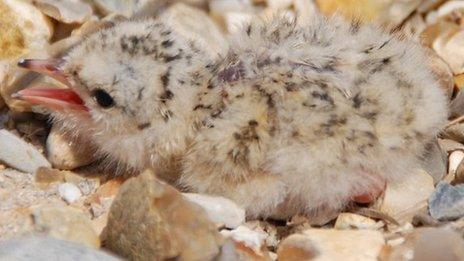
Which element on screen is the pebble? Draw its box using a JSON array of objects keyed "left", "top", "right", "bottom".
[
  {"left": 32, "top": 0, "right": 94, "bottom": 24},
  {"left": 217, "top": 238, "right": 272, "bottom": 261},
  {"left": 221, "top": 226, "right": 267, "bottom": 254},
  {"left": 381, "top": 227, "right": 464, "bottom": 261},
  {"left": 0, "top": 129, "right": 51, "bottom": 173},
  {"left": 448, "top": 150, "right": 464, "bottom": 179},
  {"left": 161, "top": 3, "right": 228, "bottom": 58},
  {"left": 316, "top": 0, "right": 422, "bottom": 26},
  {"left": 46, "top": 125, "right": 95, "bottom": 170},
  {"left": 93, "top": 0, "right": 168, "bottom": 18},
  {"left": 183, "top": 193, "right": 245, "bottom": 229},
  {"left": 277, "top": 234, "right": 319, "bottom": 261},
  {"left": 334, "top": 213, "right": 384, "bottom": 230},
  {"left": 34, "top": 167, "right": 65, "bottom": 186},
  {"left": 375, "top": 168, "right": 434, "bottom": 224},
  {"left": 430, "top": 2, "right": 464, "bottom": 74},
  {"left": 58, "top": 182, "right": 82, "bottom": 204},
  {"left": 0, "top": 236, "right": 120, "bottom": 261},
  {"left": 428, "top": 182, "right": 464, "bottom": 221},
  {"left": 32, "top": 205, "right": 100, "bottom": 248},
  {"left": 444, "top": 123, "right": 464, "bottom": 144},
  {"left": 101, "top": 170, "right": 222, "bottom": 260},
  {"left": 0, "top": 0, "right": 52, "bottom": 60},
  {"left": 279, "top": 229, "right": 385, "bottom": 261},
  {"left": 0, "top": 0, "right": 54, "bottom": 111},
  {"left": 438, "top": 139, "right": 464, "bottom": 153}
]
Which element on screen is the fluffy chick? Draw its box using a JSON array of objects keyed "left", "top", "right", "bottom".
[{"left": 16, "top": 15, "right": 447, "bottom": 221}]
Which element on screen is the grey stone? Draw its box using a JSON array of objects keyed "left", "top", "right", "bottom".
[
  {"left": 0, "top": 236, "right": 121, "bottom": 261},
  {"left": 0, "top": 129, "right": 50, "bottom": 173},
  {"left": 429, "top": 182, "right": 464, "bottom": 220}
]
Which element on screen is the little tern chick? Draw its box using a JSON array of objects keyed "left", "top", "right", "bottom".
[{"left": 15, "top": 15, "right": 447, "bottom": 221}]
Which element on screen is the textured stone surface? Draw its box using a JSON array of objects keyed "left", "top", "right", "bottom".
[
  {"left": 33, "top": 0, "right": 93, "bottom": 24},
  {"left": 102, "top": 170, "right": 223, "bottom": 260},
  {"left": 32, "top": 205, "right": 99, "bottom": 248},
  {"left": 376, "top": 169, "right": 434, "bottom": 224},
  {"left": 183, "top": 193, "right": 245, "bottom": 229},
  {"left": 0, "top": 236, "right": 120, "bottom": 261},
  {"left": 334, "top": 213, "right": 383, "bottom": 230},
  {"left": 429, "top": 182, "right": 464, "bottom": 220},
  {"left": 295, "top": 229, "right": 385, "bottom": 261},
  {"left": 381, "top": 228, "right": 464, "bottom": 261},
  {"left": 277, "top": 234, "right": 319, "bottom": 261},
  {"left": 0, "top": 129, "right": 50, "bottom": 173}
]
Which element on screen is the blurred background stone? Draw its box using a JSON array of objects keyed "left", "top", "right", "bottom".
[{"left": 0, "top": 236, "right": 120, "bottom": 261}]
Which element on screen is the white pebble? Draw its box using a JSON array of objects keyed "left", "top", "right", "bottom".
[
  {"left": 221, "top": 226, "right": 267, "bottom": 252},
  {"left": 183, "top": 193, "right": 245, "bottom": 229},
  {"left": 0, "top": 130, "right": 50, "bottom": 173},
  {"left": 449, "top": 150, "right": 464, "bottom": 176},
  {"left": 58, "top": 183, "right": 82, "bottom": 204}
]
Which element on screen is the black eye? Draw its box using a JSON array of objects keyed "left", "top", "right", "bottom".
[{"left": 93, "top": 89, "right": 115, "bottom": 108}]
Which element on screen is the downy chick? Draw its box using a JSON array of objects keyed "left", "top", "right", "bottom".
[{"left": 15, "top": 15, "right": 448, "bottom": 221}]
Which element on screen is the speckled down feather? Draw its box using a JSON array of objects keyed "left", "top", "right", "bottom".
[{"left": 53, "top": 14, "right": 447, "bottom": 221}]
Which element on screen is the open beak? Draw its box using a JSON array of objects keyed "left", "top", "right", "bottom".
[{"left": 13, "top": 59, "right": 88, "bottom": 112}]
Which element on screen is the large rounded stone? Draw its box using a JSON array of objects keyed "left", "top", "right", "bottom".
[{"left": 101, "top": 170, "right": 223, "bottom": 260}]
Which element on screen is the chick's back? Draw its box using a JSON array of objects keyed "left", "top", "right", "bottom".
[{"left": 181, "top": 15, "right": 448, "bottom": 219}]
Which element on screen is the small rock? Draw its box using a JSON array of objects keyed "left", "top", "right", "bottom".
[
  {"left": 444, "top": 123, "right": 464, "bottom": 144},
  {"left": 0, "top": 0, "right": 55, "bottom": 111},
  {"left": 209, "top": 0, "right": 256, "bottom": 32},
  {"left": 375, "top": 169, "right": 434, "bottom": 224},
  {"left": 85, "top": 178, "right": 122, "bottom": 205},
  {"left": 32, "top": 205, "right": 100, "bottom": 248},
  {"left": 334, "top": 213, "right": 384, "bottom": 230},
  {"left": 454, "top": 158, "right": 464, "bottom": 184},
  {"left": 433, "top": 29, "right": 464, "bottom": 75},
  {"left": 221, "top": 226, "right": 267, "bottom": 254},
  {"left": 90, "top": 196, "right": 113, "bottom": 219},
  {"left": 46, "top": 125, "right": 95, "bottom": 170},
  {"left": 0, "top": 0, "right": 52, "bottom": 60},
  {"left": 429, "top": 182, "right": 464, "bottom": 221},
  {"left": 161, "top": 3, "right": 228, "bottom": 58},
  {"left": 217, "top": 238, "right": 271, "bottom": 261},
  {"left": 101, "top": 170, "right": 222, "bottom": 260},
  {"left": 58, "top": 182, "right": 82, "bottom": 204},
  {"left": 281, "top": 229, "right": 385, "bottom": 261},
  {"left": 0, "top": 129, "right": 51, "bottom": 173},
  {"left": 316, "top": 0, "right": 422, "bottom": 26},
  {"left": 447, "top": 150, "right": 464, "bottom": 182},
  {"left": 60, "top": 170, "right": 100, "bottom": 195},
  {"left": 34, "top": 167, "right": 65, "bottom": 186},
  {"left": 183, "top": 193, "right": 245, "bottom": 229},
  {"left": 455, "top": 74, "right": 464, "bottom": 90},
  {"left": 380, "top": 227, "right": 464, "bottom": 261},
  {"left": 93, "top": 0, "right": 168, "bottom": 18},
  {"left": 438, "top": 139, "right": 464, "bottom": 153},
  {"left": 277, "top": 234, "right": 319, "bottom": 261},
  {"left": 244, "top": 220, "right": 280, "bottom": 250},
  {"left": 0, "top": 236, "right": 120, "bottom": 260},
  {"left": 33, "top": 0, "right": 94, "bottom": 24}
]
